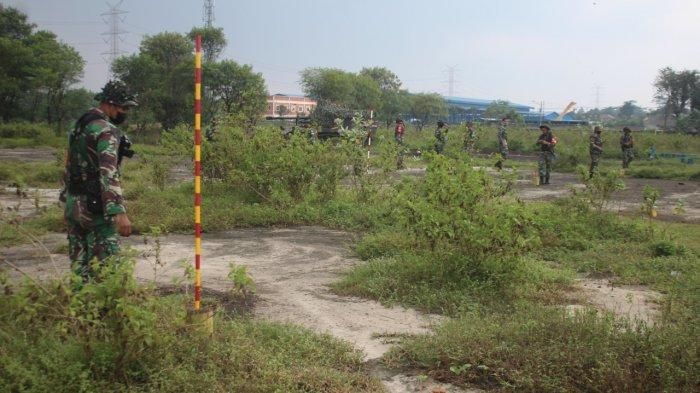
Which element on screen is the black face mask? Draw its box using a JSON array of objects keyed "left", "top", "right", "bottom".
[{"left": 110, "top": 112, "right": 127, "bottom": 125}]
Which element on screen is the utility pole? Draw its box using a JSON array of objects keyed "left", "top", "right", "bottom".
[
  {"left": 203, "top": 0, "right": 215, "bottom": 28},
  {"left": 101, "top": 1, "right": 128, "bottom": 68}
]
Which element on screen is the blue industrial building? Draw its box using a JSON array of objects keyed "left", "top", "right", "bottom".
[{"left": 444, "top": 96, "right": 586, "bottom": 125}]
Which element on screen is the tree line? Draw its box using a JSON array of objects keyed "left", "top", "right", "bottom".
[{"left": 0, "top": 5, "right": 91, "bottom": 131}]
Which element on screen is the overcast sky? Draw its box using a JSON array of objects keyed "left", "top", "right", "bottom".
[{"left": 6, "top": 0, "right": 699, "bottom": 111}]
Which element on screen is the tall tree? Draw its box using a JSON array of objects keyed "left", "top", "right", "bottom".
[
  {"left": 188, "top": 27, "right": 227, "bottom": 63},
  {"left": 0, "top": 6, "right": 84, "bottom": 125},
  {"left": 205, "top": 60, "right": 267, "bottom": 126},
  {"left": 654, "top": 67, "right": 699, "bottom": 126},
  {"left": 114, "top": 32, "right": 193, "bottom": 129},
  {"left": 619, "top": 100, "right": 639, "bottom": 120},
  {"left": 352, "top": 75, "right": 382, "bottom": 111},
  {"left": 300, "top": 68, "right": 356, "bottom": 106},
  {"left": 409, "top": 93, "right": 447, "bottom": 131},
  {"left": 359, "top": 67, "right": 402, "bottom": 92}
]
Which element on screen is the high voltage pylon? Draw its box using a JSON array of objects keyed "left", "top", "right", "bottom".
[
  {"left": 203, "top": 0, "right": 215, "bottom": 28},
  {"left": 444, "top": 66, "right": 459, "bottom": 96},
  {"left": 101, "top": 1, "right": 128, "bottom": 67}
]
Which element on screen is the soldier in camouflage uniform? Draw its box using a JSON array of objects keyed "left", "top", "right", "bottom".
[
  {"left": 463, "top": 122, "right": 477, "bottom": 152},
  {"left": 434, "top": 120, "right": 448, "bottom": 154},
  {"left": 61, "top": 80, "right": 136, "bottom": 282},
  {"left": 536, "top": 125, "right": 556, "bottom": 185},
  {"left": 589, "top": 126, "right": 603, "bottom": 178},
  {"left": 620, "top": 127, "right": 634, "bottom": 168},
  {"left": 496, "top": 117, "right": 509, "bottom": 169}
]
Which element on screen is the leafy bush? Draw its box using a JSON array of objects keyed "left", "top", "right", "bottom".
[
  {"left": 651, "top": 240, "right": 687, "bottom": 257},
  {"left": 0, "top": 262, "right": 382, "bottom": 392}
]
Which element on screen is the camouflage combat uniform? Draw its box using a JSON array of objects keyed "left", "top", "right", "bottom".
[
  {"left": 62, "top": 108, "right": 126, "bottom": 281},
  {"left": 537, "top": 130, "right": 556, "bottom": 184},
  {"left": 589, "top": 131, "right": 603, "bottom": 177},
  {"left": 463, "top": 125, "right": 477, "bottom": 152},
  {"left": 497, "top": 123, "right": 508, "bottom": 159},
  {"left": 620, "top": 131, "right": 634, "bottom": 168},
  {"left": 434, "top": 125, "right": 447, "bottom": 154}
]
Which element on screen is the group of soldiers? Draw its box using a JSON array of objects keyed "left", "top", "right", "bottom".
[
  {"left": 394, "top": 116, "right": 636, "bottom": 186},
  {"left": 63, "top": 80, "right": 638, "bottom": 282}
]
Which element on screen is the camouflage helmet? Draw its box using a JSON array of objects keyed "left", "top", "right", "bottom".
[{"left": 94, "top": 80, "right": 138, "bottom": 107}]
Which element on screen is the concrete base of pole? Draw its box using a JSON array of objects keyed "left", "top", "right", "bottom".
[{"left": 186, "top": 307, "right": 214, "bottom": 336}]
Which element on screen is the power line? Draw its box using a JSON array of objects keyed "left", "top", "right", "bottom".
[{"left": 101, "top": 1, "right": 129, "bottom": 68}]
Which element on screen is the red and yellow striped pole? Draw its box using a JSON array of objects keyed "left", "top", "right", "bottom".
[{"left": 194, "top": 35, "right": 202, "bottom": 311}]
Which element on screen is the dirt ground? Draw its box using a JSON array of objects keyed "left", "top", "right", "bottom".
[
  {"left": 2, "top": 227, "right": 479, "bottom": 392},
  {"left": 0, "top": 148, "right": 674, "bottom": 392},
  {"left": 3, "top": 225, "right": 664, "bottom": 393},
  {"left": 0, "top": 148, "right": 56, "bottom": 162}
]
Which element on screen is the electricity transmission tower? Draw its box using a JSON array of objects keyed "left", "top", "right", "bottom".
[
  {"left": 101, "top": 1, "right": 128, "bottom": 67},
  {"left": 203, "top": 0, "right": 215, "bottom": 28},
  {"left": 444, "top": 66, "right": 459, "bottom": 96}
]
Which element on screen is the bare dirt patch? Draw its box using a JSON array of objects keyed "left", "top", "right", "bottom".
[
  {"left": 0, "top": 148, "right": 56, "bottom": 162},
  {"left": 567, "top": 278, "right": 661, "bottom": 325},
  {"left": 3, "top": 227, "right": 448, "bottom": 391},
  {"left": 0, "top": 187, "right": 61, "bottom": 218}
]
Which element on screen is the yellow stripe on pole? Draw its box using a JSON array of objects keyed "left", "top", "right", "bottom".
[
  {"left": 194, "top": 300, "right": 200, "bottom": 309},
  {"left": 195, "top": 53, "right": 201, "bottom": 69},
  {"left": 194, "top": 205, "right": 201, "bottom": 222},
  {"left": 195, "top": 84, "right": 201, "bottom": 100},
  {"left": 195, "top": 176, "right": 201, "bottom": 193},
  {"left": 195, "top": 238, "right": 202, "bottom": 255},
  {"left": 195, "top": 113, "right": 201, "bottom": 130}
]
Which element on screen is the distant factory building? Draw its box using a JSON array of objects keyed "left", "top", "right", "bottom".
[
  {"left": 266, "top": 94, "right": 317, "bottom": 118},
  {"left": 444, "top": 96, "right": 586, "bottom": 125}
]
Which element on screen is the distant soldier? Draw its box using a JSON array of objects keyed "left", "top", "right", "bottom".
[
  {"left": 463, "top": 122, "right": 477, "bottom": 152},
  {"left": 394, "top": 118, "right": 405, "bottom": 145},
  {"left": 589, "top": 126, "right": 603, "bottom": 178},
  {"left": 620, "top": 127, "right": 634, "bottom": 168},
  {"left": 434, "top": 120, "right": 448, "bottom": 154},
  {"left": 536, "top": 125, "right": 556, "bottom": 185},
  {"left": 496, "top": 117, "right": 509, "bottom": 169},
  {"left": 61, "top": 80, "right": 136, "bottom": 282}
]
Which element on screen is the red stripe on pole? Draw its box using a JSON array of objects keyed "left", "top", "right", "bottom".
[{"left": 194, "top": 34, "right": 202, "bottom": 310}]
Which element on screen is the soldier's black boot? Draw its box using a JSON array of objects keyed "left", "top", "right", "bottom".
[{"left": 544, "top": 174, "right": 550, "bottom": 185}]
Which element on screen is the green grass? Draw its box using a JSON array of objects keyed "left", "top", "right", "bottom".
[
  {"left": 384, "top": 304, "right": 698, "bottom": 392},
  {"left": 0, "top": 264, "right": 383, "bottom": 392},
  {"left": 0, "top": 206, "right": 63, "bottom": 248},
  {"left": 0, "top": 160, "right": 63, "bottom": 188}
]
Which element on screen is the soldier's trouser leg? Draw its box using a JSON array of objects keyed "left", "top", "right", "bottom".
[
  {"left": 435, "top": 142, "right": 444, "bottom": 154},
  {"left": 538, "top": 152, "right": 547, "bottom": 177},
  {"left": 67, "top": 222, "right": 90, "bottom": 281},
  {"left": 589, "top": 154, "right": 599, "bottom": 177},
  {"left": 68, "top": 214, "right": 119, "bottom": 281}
]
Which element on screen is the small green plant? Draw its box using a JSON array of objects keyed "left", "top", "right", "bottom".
[
  {"left": 227, "top": 262, "right": 255, "bottom": 297},
  {"left": 650, "top": 240, "right": 687, "bottom": 257}
]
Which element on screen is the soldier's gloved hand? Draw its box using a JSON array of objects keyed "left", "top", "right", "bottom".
[{"left": 115, "top": 213, "right": 132, "bottom": 237}]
